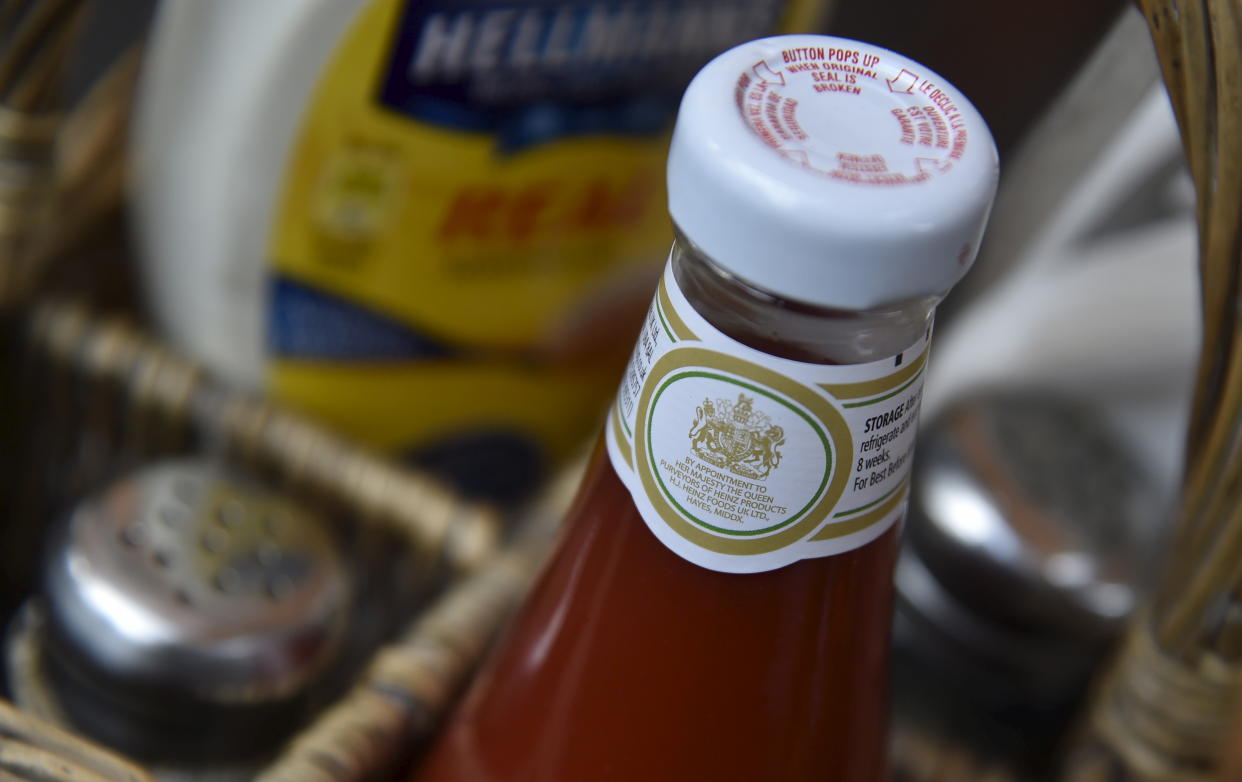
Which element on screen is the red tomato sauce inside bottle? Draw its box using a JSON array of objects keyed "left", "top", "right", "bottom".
[{"left": 415, "top": 440, "right": 898, "bottom": 781}]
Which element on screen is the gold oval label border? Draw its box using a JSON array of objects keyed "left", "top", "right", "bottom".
[{"left": 633, "top": 347, "right": 853, "bottom": 556}]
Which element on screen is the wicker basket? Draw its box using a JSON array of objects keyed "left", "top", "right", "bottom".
[
  {"left": 2, "top": 1, "right": 1238, "bottom": 780},
  {"left": 0, "top": 291, "right": 584, "bottom": 780}
]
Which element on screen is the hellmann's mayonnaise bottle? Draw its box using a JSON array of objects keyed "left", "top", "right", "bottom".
[{"left": 130, "top": 0, "right": 833, "bottom": 501}]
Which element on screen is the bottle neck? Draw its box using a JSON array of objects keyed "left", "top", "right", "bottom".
[{"left": 671, "top": 230, "right": 940, "bottom": 365}]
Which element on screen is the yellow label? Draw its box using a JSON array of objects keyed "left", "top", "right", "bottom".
[{"left": 267, "top": 0, "right": 826, "bottom": 498}]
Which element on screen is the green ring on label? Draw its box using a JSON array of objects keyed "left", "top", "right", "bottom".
[
  {"left": 648, "top": 371, "right": 830, "bottom": 536},
  {"left": 634, "top": 347, "right": 853, "bottom": 556}
]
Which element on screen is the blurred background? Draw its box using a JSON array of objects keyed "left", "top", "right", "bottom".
[{"left": 0, "top": 1, "right": 1210, "bottom": 780}]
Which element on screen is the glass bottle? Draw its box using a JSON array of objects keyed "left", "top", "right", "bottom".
[{"left": 415, "top": 33, "right": 998, "bottom": 782}]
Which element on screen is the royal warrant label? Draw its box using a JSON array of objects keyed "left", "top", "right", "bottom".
[{"left": 606, "top": 258, "right": 930, "bottom": 573}]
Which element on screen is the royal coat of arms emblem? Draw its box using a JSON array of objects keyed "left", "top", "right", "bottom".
[{"left": 688, "top": 393, "right": 786, "bottom": 480}]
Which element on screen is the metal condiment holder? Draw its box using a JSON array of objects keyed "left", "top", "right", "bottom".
[{"left": 2, "top": 296, "right": 570, "bottom": 781}]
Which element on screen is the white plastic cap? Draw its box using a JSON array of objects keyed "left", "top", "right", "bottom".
[{"left": 668, "top": 35, "right": 998, "bottom": 310}]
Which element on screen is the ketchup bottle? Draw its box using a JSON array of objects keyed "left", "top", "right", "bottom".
[{"left": 415, "top": 34, "right": 998, "bottom": 782}]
